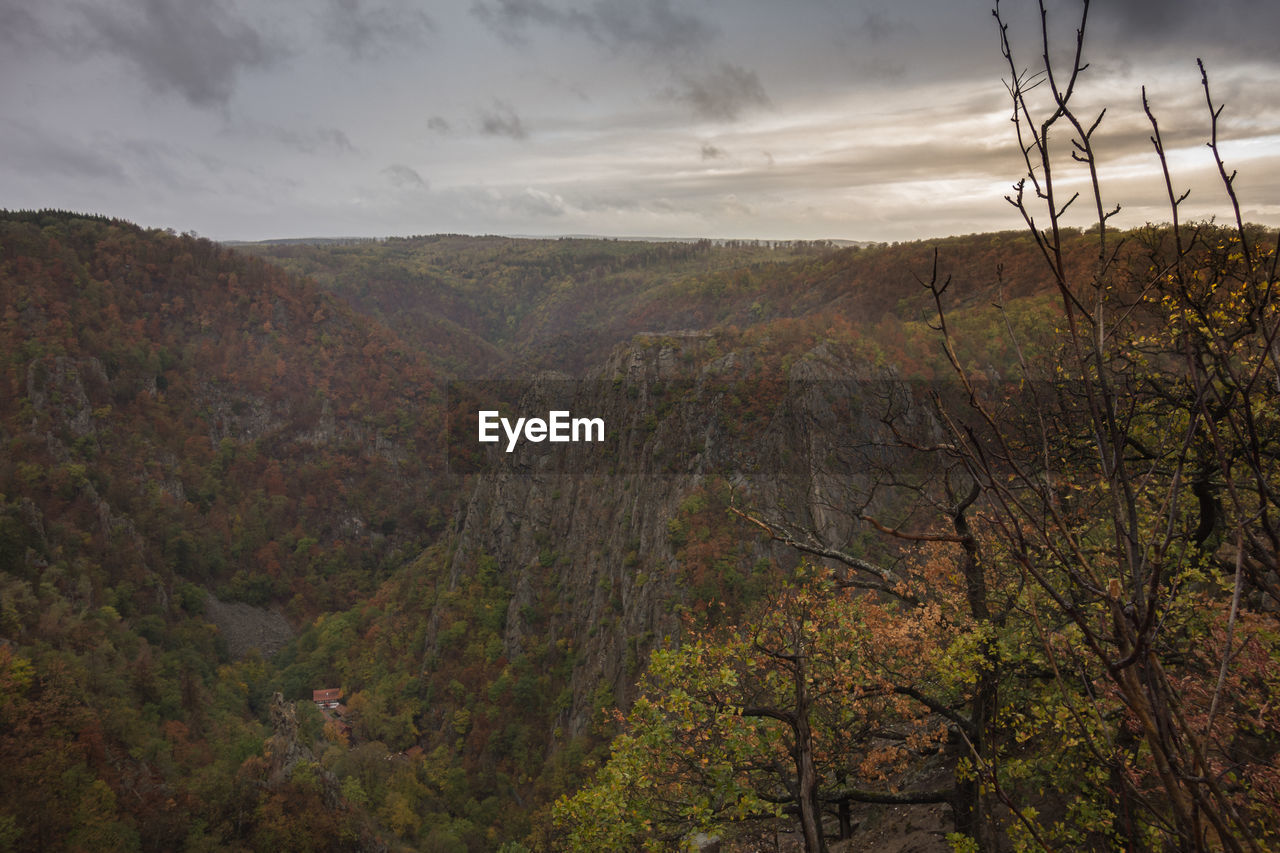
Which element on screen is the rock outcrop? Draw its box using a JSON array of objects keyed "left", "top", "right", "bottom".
[{"left": 436, "top": 333, "right": 941, "bottom": 740}]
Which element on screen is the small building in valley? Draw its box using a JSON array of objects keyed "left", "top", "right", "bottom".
[{"left": 313, "top": 688, "right": 341, "bottom": 709}]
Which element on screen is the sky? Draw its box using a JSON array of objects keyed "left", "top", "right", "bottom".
[{"left": 3, "top": 0, "right": 1279, "bottom": 243}]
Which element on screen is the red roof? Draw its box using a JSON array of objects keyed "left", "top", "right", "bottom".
[{"left": 313, "top": 688, "right": 341, "bottom": 703}]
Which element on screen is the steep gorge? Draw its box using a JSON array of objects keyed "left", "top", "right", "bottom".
[
  {"left": 432, "top": 331, "right": 946, "bottom": 749},
  {"left": 0, "top": 212, "right": 1078, "bottom": 850}
]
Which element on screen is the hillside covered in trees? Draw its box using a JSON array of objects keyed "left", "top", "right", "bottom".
[
  {"left": 0, "top": 209, "right": 470, "bottom": 850},
  {"left": 3, "top": 198, "right": 1277, "bottom": 852},
  {"left": 5, "top": 0, "right": 1280, "bottom": 846}
]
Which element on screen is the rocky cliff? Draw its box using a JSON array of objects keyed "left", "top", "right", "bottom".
[{"left": 436, "top": 331, "right": 942, "bottom": 741}]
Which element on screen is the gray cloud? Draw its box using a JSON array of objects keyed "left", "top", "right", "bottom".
[
  {"left": 117, "top": 137, "right": 226, "bottom": 194},
  {"left": 471, "top": 0, "right": 590, "bottom": 45},
  {"left": 588, "top": 0, "right": 715, "bottom": 55},
  {"left": 669, "top": 62, "right": 769, "bottom": 121},
  {"left": 546, "top": 184, "right": 756, "bottom": 223},
  {"left": 2, "top": 120, "right": 127, "bottom": 183},
  {"left": 445, "top": 186, "right": 568, "bottom": 222},
  {"left": 478, "top": 102, "right": 529, "bottom": 139},
  {"left": 860, "top": 9, "right": 914, "bottom": 41},
  {"left": 509, "top": 188, "right": 567, "bottom": 217},
  {"left": 0, "top": 0, "right": 50, "bottom": 50},
  {"left": 383, "top": 164, "right": 428, "bottom": 188},
  {"left": 320, "top": 0, "right": 433, "bottom": 60},
  {"left": 1102, "top": 0, "right": 1201, "bottom": 36},
  {"left": 852, "top": 58, "right": 908, "bottom": 82},
  {"left": 4, "top": 0, "right": 1278, "bottom": 243},
  {"left": 1098, "top": 0, "right": 1280, "bottom": 44},
  {"left": 273, "top": 126, "right": 357, "bottom": 155},
  {"left": 471, "top": 0, "right": 714, "bottom": 55},
  {"left": 0, "top": 1, "right": 97, "bottom": 72},
  {"left": 81, "top": 0, "right": 273, "bottom": 107},
  {"left": 992, "top": 0, "right": 1280, "bottom": 67},
  {"left": 5, "top": 127, "right": 245, "bottom": 198}
]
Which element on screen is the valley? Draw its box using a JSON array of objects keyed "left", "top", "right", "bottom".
[{"left": 2, "top": 210, "right": 1277, "bottom": 851}]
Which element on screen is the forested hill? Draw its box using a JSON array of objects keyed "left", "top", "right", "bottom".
[
  {"left": 0, "top": 210, "right": 452, "bottom": 849},
  {"left": 238, "top": 230, "right": 1068, "bottom": 377},
  {"left": 5, "top": 210, "right": 1275, "bottom": 852},
  {"left": 1, "top": 211, "right": 449, "bottom": 613},
  {"left": 0, "top": 211, "right": 1069, "bottom": 850},
  {"left": 229, "top": 219, "right": 1280, "bottom": 853}
]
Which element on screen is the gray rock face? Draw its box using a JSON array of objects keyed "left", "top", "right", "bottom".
[
  {"left": 25, "top": 355, "right": 108, "bottom": 439},
  {"left": 204, "top": 593, "right": 295, "bottom": 659},
  {"left": 264, "top": 692, "right": 343, "bottom": 807},
  {"left": 435, "top": 334, "right": 941, "bottom": 740}
]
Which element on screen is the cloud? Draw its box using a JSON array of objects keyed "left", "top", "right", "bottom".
[
  {"left": 470, "top": 0, "right": 588, "bottom": 45},
  {"left": 0, "top": 0, "right": 50, "bottom": 51},
  {"left": 444, "top": 186, "right": 568, "bottom": 222},
  {"left": 272, "top": 126, "right": 357, "bottom": 155},
  {"left": 1098, "top": 0, "right": 1280, "bottom": 42},
  {"left": 700, "top": 142, "right": 726, "bottom": 160},
  {"left": 316, "top": 127, "right": 356, "bottom": 153},
  {"left": 588, "top": 0, "right": 715, "bottom": 55},
  {"left": 116, "top": 137, "right": 228, "bottom": 194},
  {"left": 510, "top": 187, "right": 567, "bottom": 217},
  {"left": 1, "top": 119, "right": 127, "bottom": 183},
  {"left": 427, "top": 116, "right": 452, "bottom": 134},
  {"left": 1101, "top": 0, "right": 1201, "bottom": 37},
  {"left": 320, "top": 0, "right": 433, "bottom": 60},
  {"left": 860, "top": 9, "right": 913, "bottom": 42},
  {"left": 81, "top": 0, "right": 273, "bottom": 108},
  {"left": 669, "top": 63, "right": 769, "bottom": 121},
  {"left": 1, "top": 123, "right": 249, "bottom": 199},
  {"left": 471, "top": 0, "right": 714, "bottom": 55},
  {"left": 478, "top": 101, "right": 529, "bottom": 139},
  {"left": 383, "top": 164, "right": 428, "bottom": 188},
  {"left": 1002, "top": 0, "right": 1280, "bottom": 66}
]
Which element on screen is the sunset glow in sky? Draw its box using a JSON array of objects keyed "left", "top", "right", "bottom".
[{"left": 4, "top": 0, "right": 1279, "bottom": 242}]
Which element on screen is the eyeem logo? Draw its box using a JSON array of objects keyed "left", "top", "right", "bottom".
[{"left": 478, "top": 410, "right": 605, "bottom": 452}]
